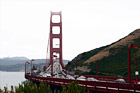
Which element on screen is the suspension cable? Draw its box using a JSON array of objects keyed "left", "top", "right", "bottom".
[{"left": 45, "top": 34, "right": 50, "bottom": 66}]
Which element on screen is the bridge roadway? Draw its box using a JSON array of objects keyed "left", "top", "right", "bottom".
[
  {"left": 25, "top": 74, "right": 140, "bottom": 93},
  {"left": 25, "top": 63, "right": 140, "bottom": 93}
]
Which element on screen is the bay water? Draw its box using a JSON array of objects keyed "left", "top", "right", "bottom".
[{"left": 0, "top": 72, "right": 26, "bottom": 90}]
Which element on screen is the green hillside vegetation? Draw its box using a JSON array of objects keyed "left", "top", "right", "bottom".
[
  {"left": 67, "top": 29, "right": 140, "bottom": 77},
  {"left": 0, "top": 81, "right": 90, "bottom": 93}
]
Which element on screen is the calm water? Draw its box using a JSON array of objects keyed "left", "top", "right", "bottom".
[{"left": 0, "top": 72, "right": 26, "bottom": 89}]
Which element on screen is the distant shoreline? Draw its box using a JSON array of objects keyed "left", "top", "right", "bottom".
[
  {"left": 0, "top": 71, "right": 24, "bottom": 72},
  {"left": 0, "top": 70, "right": 7, "bottom": 72}
]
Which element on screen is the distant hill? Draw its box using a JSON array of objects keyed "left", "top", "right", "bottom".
[
  {"left": 2, "top": 57, "right": 29, "bottom": 61},
  {"left": 67, "top": 29, "right": 140, "bottom": 77},
  {"left": 0, "top": 57, "right": 69, "bottom": 71}
]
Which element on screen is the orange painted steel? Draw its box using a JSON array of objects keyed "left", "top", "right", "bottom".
[
  {"left": 25, "top": 74, "right": 140, "bottom": 93},
  {"left": 50, "top": 12, "right": 64, "bottom": 76}
]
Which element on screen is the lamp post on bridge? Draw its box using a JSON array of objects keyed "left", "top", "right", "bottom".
[
  {"left": 31, "top": 59, "right": 35, "bottom": 75},
  {"left": 25, "top": 61, "right": 30, "bottom": 74},
  {"left": 93, "top": 61, "right": 98, "bottom": 77},
  {"left": 128, "top": 44, "right": 138, "bottom": 83},
  {"left": 132, "top": 58, "right": 139, "bottom": 81}
]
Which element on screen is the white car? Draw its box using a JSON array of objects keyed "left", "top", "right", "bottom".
[
  {"left": 66, "top": 75, "right": 75, "bottom": 79},
  {"left": 39, "top": 72, "right": 44, "bottom": 76},
  {"left": 114, "top": 78, "right": 126, "bottom": 83},
  {"left": 43, "top": 73, "right": 51, "bottom": 77},
  {"left": 46, "top": 73, "right": 51, "bottom": 77},
  {"left": 77, "top": 76, "right": 86, "bottom": 81},
  {"left": 87, "top": 77, "right": 98, "bottom": 81}
]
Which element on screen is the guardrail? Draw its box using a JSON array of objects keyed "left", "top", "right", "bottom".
[
  {"left": 25, "top": 74, "right": 140, "bottom": 93},
  {"left": 84, "top": 75, "right": 140, "bottom": 83}
]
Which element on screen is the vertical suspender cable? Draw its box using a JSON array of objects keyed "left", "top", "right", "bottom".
[{"left": 45, "top": 34, "right": 50, "bottom": 66}]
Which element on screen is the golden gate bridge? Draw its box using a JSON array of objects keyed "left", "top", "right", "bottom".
[{"left": 25, "top": 12, "right": 140, "bottom": 93}]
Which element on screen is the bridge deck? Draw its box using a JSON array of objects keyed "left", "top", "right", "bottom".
[{"left": 25, "top": 74, "right": 140, "bottom": 93}]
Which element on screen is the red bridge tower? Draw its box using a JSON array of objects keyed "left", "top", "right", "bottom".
[{"left": 50, "top": 12, "right": 64, "bottom": 76}]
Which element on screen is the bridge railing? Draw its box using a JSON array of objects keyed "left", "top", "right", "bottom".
[
  {"left": 25, "top": 74, "right": 140, "bottom": 92},
  {"left": 84, "top": 75, "right": 140, "bottom": 83}
]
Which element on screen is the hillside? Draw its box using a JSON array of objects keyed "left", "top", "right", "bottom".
[{"left": 67, "top": 29, "right": 140, "bottom": 77}]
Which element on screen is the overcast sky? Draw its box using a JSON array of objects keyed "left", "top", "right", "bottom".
[{"left": 0, "top": 0, "right": 140, "bottom": 60}]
